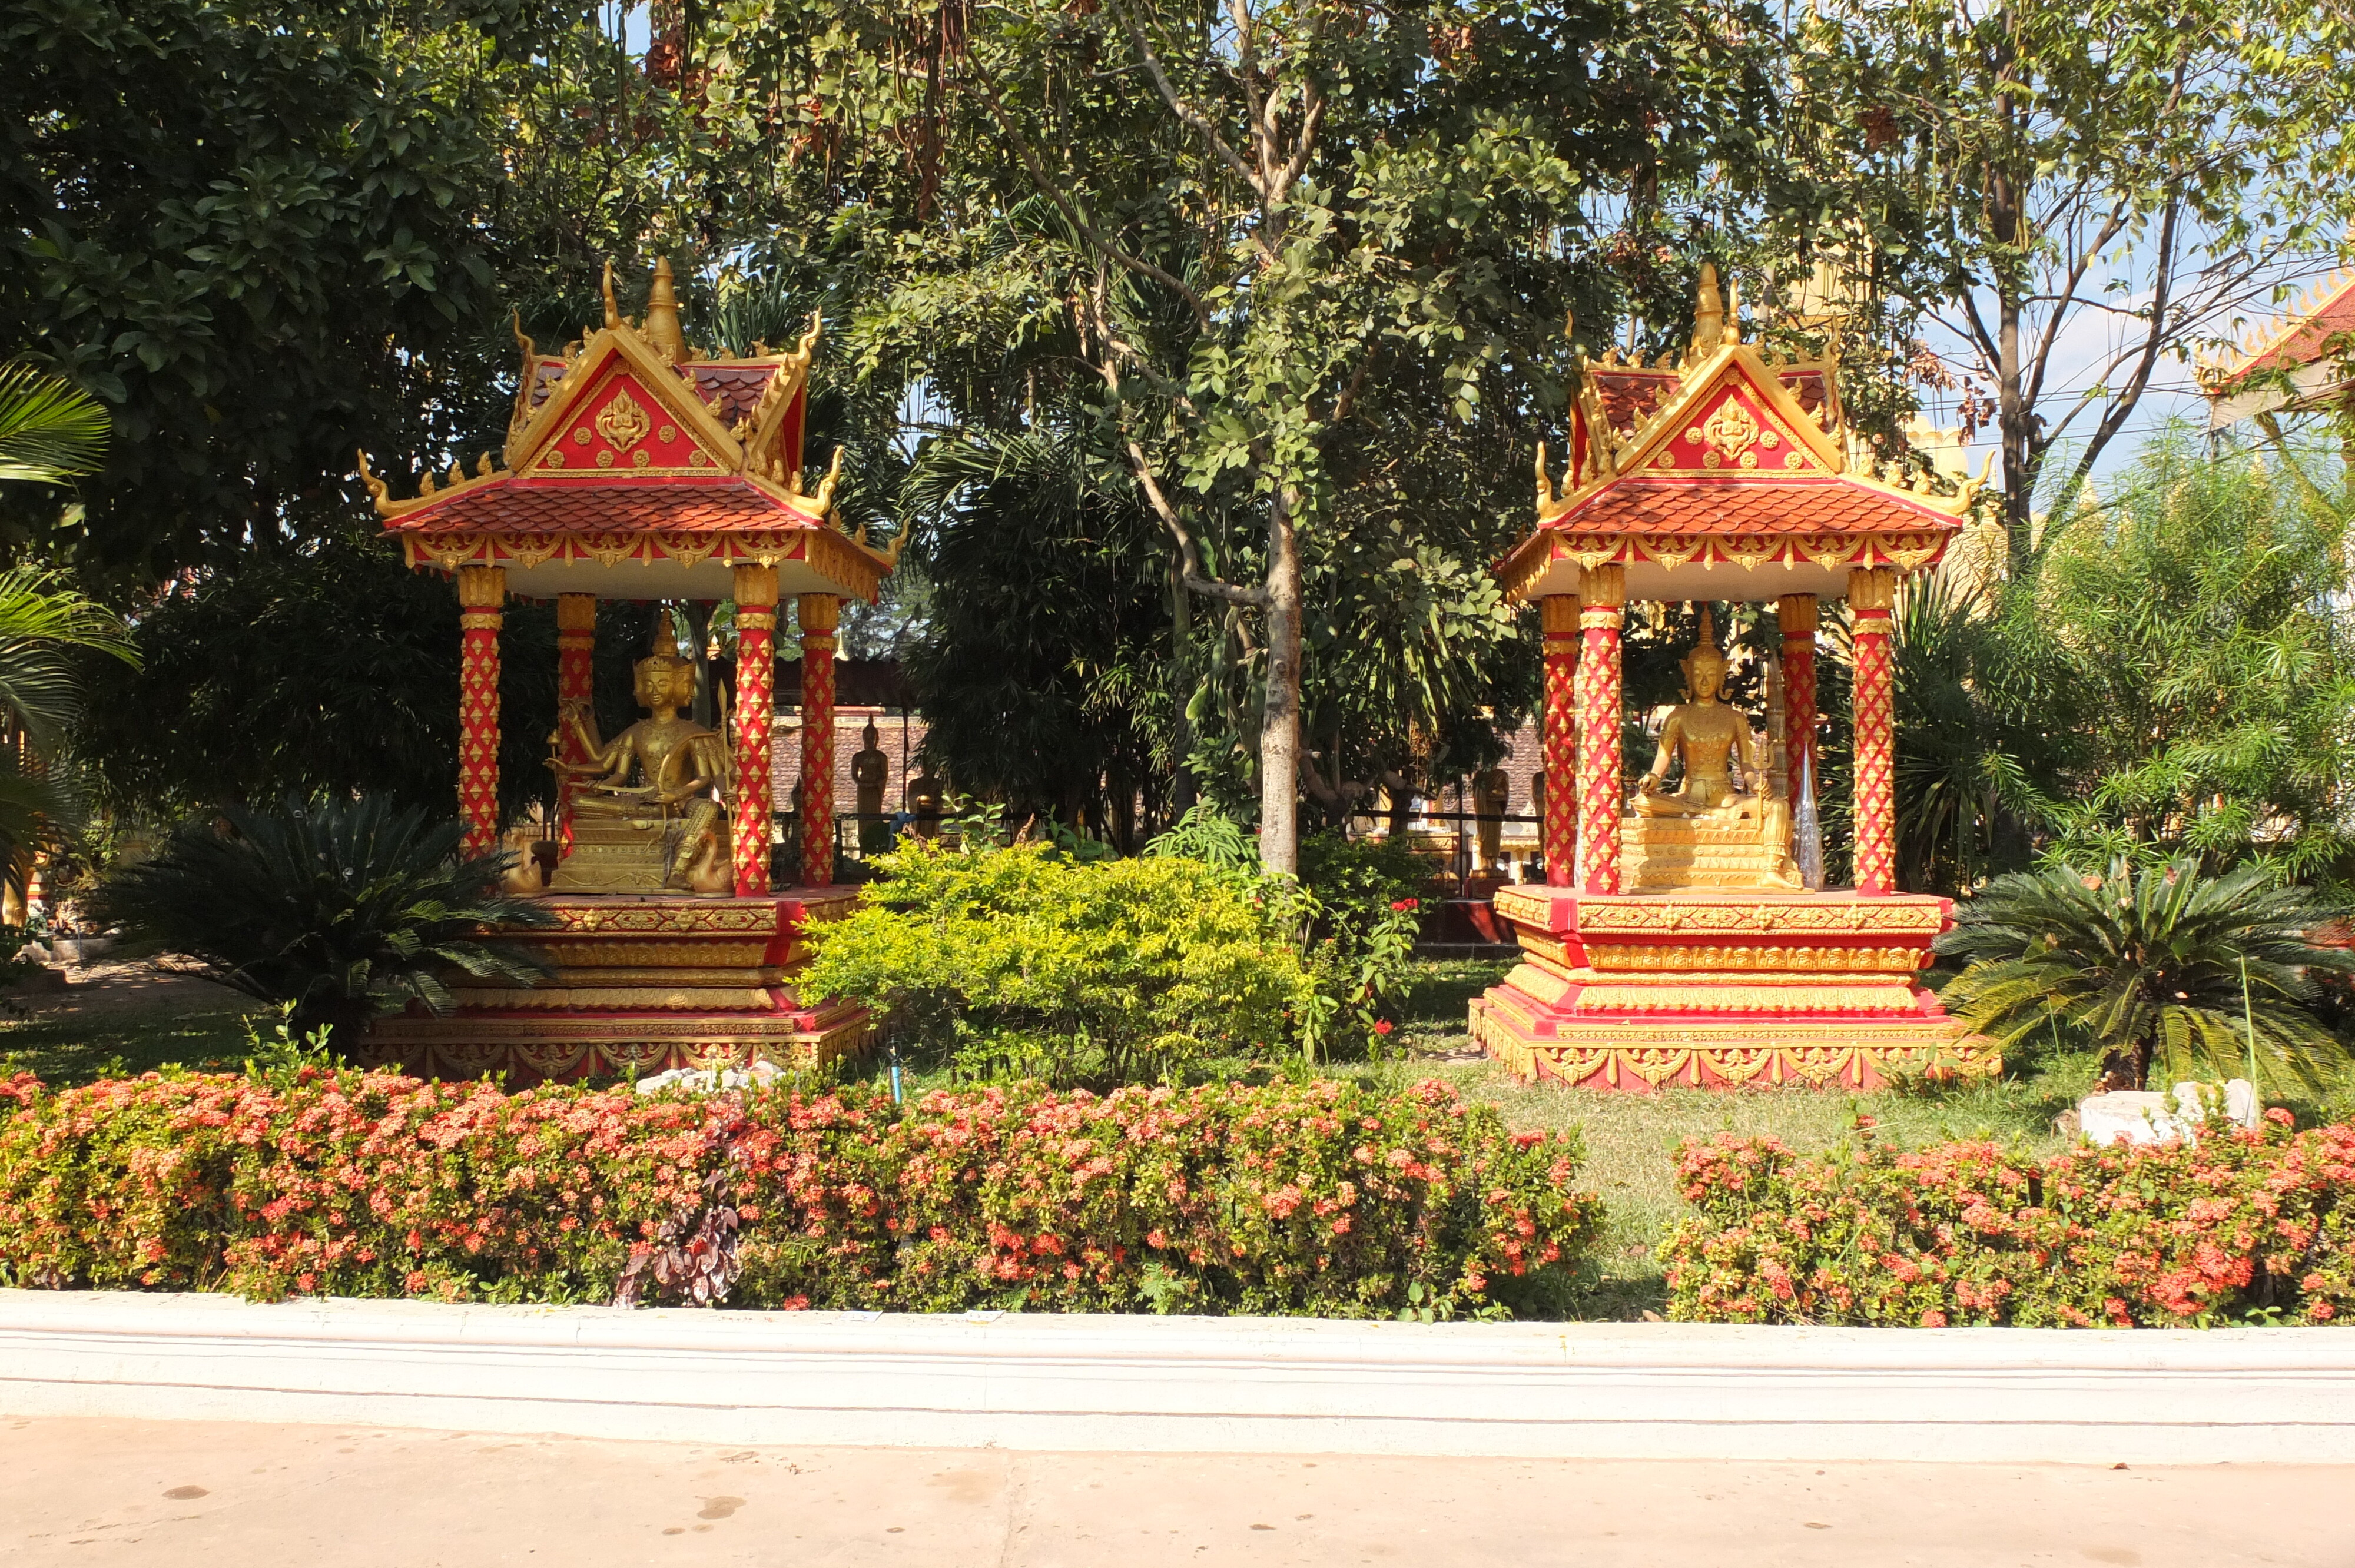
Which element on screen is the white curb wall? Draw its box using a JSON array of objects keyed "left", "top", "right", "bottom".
[{"left": 4, "top": 1289, "right": 2353, "bottom": 1463}]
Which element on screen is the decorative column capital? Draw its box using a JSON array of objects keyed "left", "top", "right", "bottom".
[
  {"left": 798, "top": 592, "right": 841, "bottom": 637},
  {"left": 1847, "top": 566, "right": 1896, "bottom": 617},
  {"left": 555, "top": 591, "right": 597, "bottom": 634},
  {"left": 1776, "top": 592, "right": 1819, "bottom": 639},
  {"left": 456, "top": 564, "right": 505, "bottom": 610},
  {"left": 1540, "top": 594, "right": 1582, "bottom": 639},
  {"left": 1583, "top": 562, "right": 1626, "bottom": 609},
  {"left": 734, "top": 562, "right": 781, "bottom": 609}
]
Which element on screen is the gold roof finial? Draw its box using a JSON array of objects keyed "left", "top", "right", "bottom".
[
  {"left": 601, "top": 260, "right": 622, "bottom": 331},
  {"left": 1692, "top": 263, "right": 1726, "bottom": 357},
  {"left": 644, "top": 257, "right": 690, "bottom": 363}
]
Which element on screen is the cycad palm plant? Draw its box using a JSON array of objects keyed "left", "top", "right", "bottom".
[
  {"left": 1935, "top": 856, "right": 2354, "bottom": 1091},
  {"left": 0, "top": 364, "right": 136, "bottom": 876},
  {"left": 91, "top": 796, "right": 554, "bottom": 1048}
]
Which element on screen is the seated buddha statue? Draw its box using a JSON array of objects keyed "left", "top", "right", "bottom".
[
  {"left": 546, "top": 629, "right": 731, "bottom": 893},
  {"left": 1623, "top": 610, "right": 1802, "bottom": 891}
]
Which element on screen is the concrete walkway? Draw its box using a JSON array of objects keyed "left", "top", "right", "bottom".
[{"left": 5, "top": 1416, "right": 2347, "bottom": 1566}]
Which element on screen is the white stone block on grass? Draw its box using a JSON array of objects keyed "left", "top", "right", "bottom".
[{"left": 2079, "top": 1079, "right": 2260, "bottom": 1145}]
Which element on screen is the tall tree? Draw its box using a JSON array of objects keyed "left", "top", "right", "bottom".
[
  {"left": 1782, "top": 0, "right": 2355, "bottom": 558},
  {"left": 1, "top": 0, "right": 745, "bottom": 582},
  {"left": 736, "top": 0, "right": 1784, "bottom": 873}
]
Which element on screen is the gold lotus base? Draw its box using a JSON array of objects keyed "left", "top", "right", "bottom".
[
  {"left": 1620, "top": 813, "right": 1799, "bottom": 891},
  {"left": 359, "top": 889, "right": 870, "bottom": 1082},
  {"left": 1473, "top": 885, "right": 1996, "bottom": 1091},
  {"left": 546, "top": 815, "right": 735, "bottom": 895}
]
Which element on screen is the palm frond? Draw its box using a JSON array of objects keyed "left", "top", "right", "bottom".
[
  {"left": 0, "top": 363, "right": 108, "bottom": 485},
  {"left": 1936, "top": 854, "right": 2350, "bottom": 1088},
  {"left": 89, "top": 796, "right": 555, "bottom": 1047}
]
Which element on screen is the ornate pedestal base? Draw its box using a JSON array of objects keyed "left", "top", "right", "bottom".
[
  {"left": 1621, "top": 813, "right": 1798, "bottom": 891},
  {"left": 361, "top": 891, "right": 868, "bottom": 1082},
  {"left": 1469, "top": 885, "right": 1996, "bottom": 1091}
]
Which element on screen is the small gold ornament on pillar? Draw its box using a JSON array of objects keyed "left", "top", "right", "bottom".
[
  {"left": 455, "top": 565, "right": 506, "bottom": 856},
  {"left": 1848, "top": 566, "right": 1899, "bottom": 896},
  {"left": 1575, "top": 564, "right": 1626, "bottom": 893},
  {"left": 1539, "top": 592, "right": 1580, "bottom": 886},
  {"left": 732, "top": 563, "right": 781, "bottom": 897}
]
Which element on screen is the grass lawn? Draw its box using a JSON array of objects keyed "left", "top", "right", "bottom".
[
  {"left": 0, "top": 987, "right": 264, "bottom": 1085},
  {"left": 1364, "top": 956, "right": 2355, "bottom": 1317}
]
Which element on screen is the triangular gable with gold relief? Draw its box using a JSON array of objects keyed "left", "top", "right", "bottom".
[
  {"left": 505, "top": 322, "right": 748, "bottom": 485},
  {"left": 1601, "top": 341, "right": 1846, "bottom": 487}
]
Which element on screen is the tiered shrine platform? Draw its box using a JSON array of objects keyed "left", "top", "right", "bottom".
[
  {"left": 360, "top": 891, "right": 868, "bottom": 1084},
  {"left": 1468, "top": 885, "right": 1995, "bottom": 1091}
]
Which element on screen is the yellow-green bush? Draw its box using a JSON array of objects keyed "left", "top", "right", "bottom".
[{"left": 801, "top": 839, "right": 1321, "bottom": 1082}]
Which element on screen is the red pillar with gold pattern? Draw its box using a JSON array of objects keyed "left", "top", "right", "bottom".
[
  {"left": 797, "top": 593, "right": 840, "bottom": 886},
  {"left": 732, "top": 565, "right": 780, "bottom": 897},
  {"left": 553, "top": 592, "right": 596, "bottom": 854},
  {"left": 456, "top": 565, "right": 505, "bottom": 856},
  {"left": 1848, "top": 566, "right": 1897, "bottom": 895},
  {"left": 1575, "top": 563, "right": 1625, "bottom": 895},
  {"left": 1777, "top": 593, "right": 1818, "bottom": 804},
  {"left": 1540, "top": 593, "right": 1580, "bottom": 887}
]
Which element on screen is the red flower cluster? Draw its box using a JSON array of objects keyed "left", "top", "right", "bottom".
[
  {"left": 0, "top": 1068, "right": 1603, "bottom": 1318},
  {"left": 1661, "top": 1115, "right": 2355, "bottom": 1327}
]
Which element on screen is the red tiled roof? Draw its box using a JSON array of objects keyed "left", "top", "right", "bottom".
[
  {"left": 1593, "top": 369, "right": 1677, "bottom": 433},
  {"left": 523, "top": 358, "right": 780, "bottom": 426},
  {"left": 1548, "top": 477, "right": 1965, "bottom": 537},
  {"left": 1590, "top": 363, "right": 1832, "bottom": 437},
  {"left": 386, "top": 478, "right": 816, "bottom": 536},
  {"left": 689, "top": 365, "right": 779, "bottom": 426}
]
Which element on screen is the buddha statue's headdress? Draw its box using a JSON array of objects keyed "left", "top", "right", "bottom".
[
  {"left": 635, "top": 616, "right": 694, "bottom": 680},
  {"left": 1680, "top": 606, "right": 1728, "bottom": 693}
]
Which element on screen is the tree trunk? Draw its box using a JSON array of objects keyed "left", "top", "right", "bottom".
[
  {"left": 1169, "top": 553, "right": 1196, "bottom": 816},
  {"left": 1259, "top": 490, "right": 1303, "bottom": 876},
  {"left": 1995, "top": 257, "right": 2033, "bottom": 567}
]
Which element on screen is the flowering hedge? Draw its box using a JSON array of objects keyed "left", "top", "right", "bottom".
[
  {"left": 0, "top": 1068, "right": 1600, "bottom": 1317},
  {"left": 1661, "top": 1114, "right": 2355, "bottom": 1327}
]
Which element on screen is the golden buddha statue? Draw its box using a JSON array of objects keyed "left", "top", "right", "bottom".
[
  {"left": 1470, "top": 763, "right": 1510, "bottom": 872},
  {"left": 1623, "top": 610, "right": 1802, "bottom": 891},
  {"left": 906, "top": 768, "right": 946, "bottom": 839},
  {"left": 851, "top": 720, "right": 891, "bottom": 853},
  {"left": 546, "top": 627, "right": 732, "bottom": 893}
]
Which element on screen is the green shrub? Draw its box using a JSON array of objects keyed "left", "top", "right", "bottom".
[
  {"left": 800, "top": 837, "right": 1319, "bottom": 1083},
  {"left": 1298, "top": 830, "right": 1431, "bottom": 1055},
  {"left": 1936, "top": 855, "right": 2355, "bottom": 1090},
  {"left": 88, "top": 796, "right": 552, "bottom": 1048},
  {"left": 1660, "top": 1115, "right": 2355, "bottom": 1327},
  {"left": 0, "top": 1068, "right": 1603, "bottom": 1318}
]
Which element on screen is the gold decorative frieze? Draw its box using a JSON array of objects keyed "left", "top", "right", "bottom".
[{"left": 1580, "top": 942, "right": 1928, "bottom": 974}]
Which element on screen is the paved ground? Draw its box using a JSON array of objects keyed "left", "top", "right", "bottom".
[
  {"left": 4, "top": 1416, "right": 2347, "bottom": 1566},
  {"left": 15, "top": 955, "right": 227, "bottom": 1018}
]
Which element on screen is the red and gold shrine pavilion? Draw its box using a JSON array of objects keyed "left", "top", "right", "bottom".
[
  {"left": 353, "top": 260, "right": 893, "bottom": 1081},
  {"left": 2199, "top": 265, "right": 2355, "bottom": 434},
  {"left": 1468, "top": 265, "right": 1999, "bottom": 1091}
]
